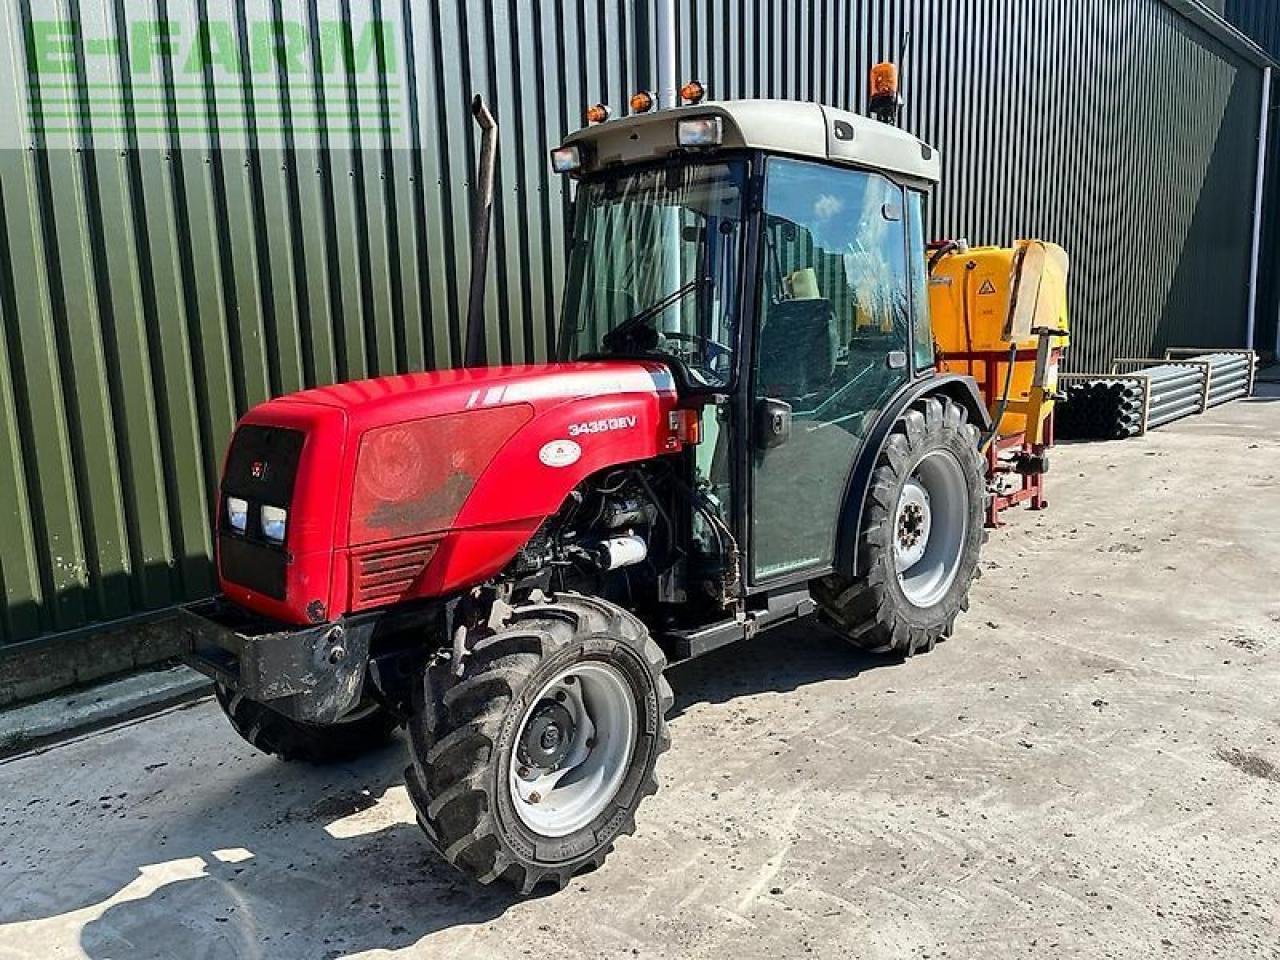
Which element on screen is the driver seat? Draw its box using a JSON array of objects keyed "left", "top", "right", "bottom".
[{"left": 757, "top": 298, "right": 838, "bottom": 399}]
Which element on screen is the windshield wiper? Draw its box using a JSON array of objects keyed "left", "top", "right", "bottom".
[{"left": 601, "top": 277, "right": 709, "bottom": 351}]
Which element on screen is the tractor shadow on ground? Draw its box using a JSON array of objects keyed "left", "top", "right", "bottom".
[
  {"left": 2, "top": 734, "right": 523, "bottom": 959},
  {"left": 7, "top": 620, "right": 886, "bottom": 959},
  {"left": 664, "top": 615, "right": 897, "bottom": 719}
]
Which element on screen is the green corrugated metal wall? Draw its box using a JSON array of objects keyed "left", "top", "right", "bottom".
[
  {"left": 0, "top": 0, "right": 618, "bottom": 648},
  {"left": 0, "top": 0, "right": 1270, "bottom": 650}
]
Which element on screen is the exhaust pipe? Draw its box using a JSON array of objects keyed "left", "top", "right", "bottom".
[{"left": 465, "top": 95, "right": 497, "bottom": 367}]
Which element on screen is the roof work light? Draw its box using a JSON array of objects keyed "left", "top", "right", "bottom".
[
  {"left": 549, "top": 145, "right": 581, "bottom": 174},
  {"left": 676, "top": 116, "right": 722, "bottom": 147}
]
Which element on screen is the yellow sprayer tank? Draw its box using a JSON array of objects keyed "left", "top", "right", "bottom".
[{"left": 928, "top": 242, "right": 1069, "bottom": 438}]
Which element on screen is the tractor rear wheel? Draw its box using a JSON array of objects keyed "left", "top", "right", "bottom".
[
  {"left": 405, "top": 593, "right": 672, "bottom": 895},
  {"left": 213, "top": 682, "right": 400, "bottom": 764},
  {"left": 814, "top": 395, "right": 985, "bottom": 657}
]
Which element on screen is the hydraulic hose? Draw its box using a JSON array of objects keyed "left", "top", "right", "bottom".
[
  {"left": 961, "top": 261, "right": 977, "bottom": 380},
  {"left": 927, "top": 240, "right": 960, "bottom": 274},
  {"left": 981, "top": 342, "right": 1020, "bottom": 452}
]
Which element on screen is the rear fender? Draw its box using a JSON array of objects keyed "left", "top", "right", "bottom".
[{"left": 832, "top": 374, "right": 989, "bottom": 579}]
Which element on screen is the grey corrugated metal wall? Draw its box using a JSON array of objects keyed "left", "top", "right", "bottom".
[
  {"left": 1224, "top": 0, "right": 1280, "bottom": 355},
  {"left": 0, "top": 0, "right": 1268, "bottom": 651},
  {"left": 1225, "top": 0, "right": 1280, "bottom": 52}
]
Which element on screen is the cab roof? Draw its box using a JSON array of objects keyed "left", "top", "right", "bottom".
[{"left": 561, "top": 99, "right": 941, "bottom": 185}]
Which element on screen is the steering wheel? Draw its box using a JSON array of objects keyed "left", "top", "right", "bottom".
[{"left": 659, "top": 330, "right": 733, "bottom": 382}]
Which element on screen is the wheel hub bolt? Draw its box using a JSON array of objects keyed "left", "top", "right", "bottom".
[
  {"left": 541, "top": 725, "right": 562, "bottom": 750},
  {"left": 899, "top": 503, "right": 924, "bottom": 547},
  {"left": 517, "top": 765, "right": 533, "bottom": 780},
  {"left": 528, "top": 791, "right": 541, "bottom": 804},
  {"left": 554, "top": 690, "right": 567, "bottom": 702}
]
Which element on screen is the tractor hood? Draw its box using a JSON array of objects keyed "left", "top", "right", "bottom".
[
  {"left": 276, "top": 360, "right": 677, "bottom": 422},
  {"left": 217, "top": 360, "right": 685, "bottom": 624}
]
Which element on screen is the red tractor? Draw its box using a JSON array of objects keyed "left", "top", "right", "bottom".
[{"left": 182, "top": 90, "right": 992, "bottom": 894}]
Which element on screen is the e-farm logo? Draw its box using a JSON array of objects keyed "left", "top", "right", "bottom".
[{"left": 12, "top": 3, "right": 405, "bottom": 147}]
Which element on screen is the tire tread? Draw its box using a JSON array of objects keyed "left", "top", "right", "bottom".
[
  {"left": 814, "top": 395, "right": 985, "bottom": 657},
  {"left": 214, "top": 685, "right": 399, "bottom": 764},
  {"left": 406, "top": 592, "right": 670, "bottom": 895}
]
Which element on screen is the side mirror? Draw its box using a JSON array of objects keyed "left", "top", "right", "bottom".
[{"left": 755, "top": 397, "right": 792, "bottom": 450}]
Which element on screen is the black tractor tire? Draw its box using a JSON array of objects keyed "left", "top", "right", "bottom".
[
  {"left": 213, "top": 682, "right": 400, "bottom": 764},
  {"left": 405, "top": 593, "right": 672, "bottom": 895},
  {"left": 813, "top": 395, "right": 985, "bottom": 657}
]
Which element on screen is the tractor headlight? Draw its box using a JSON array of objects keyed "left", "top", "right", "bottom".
[
  {"left": 550, "top": 145, "right": 581, "bottom": 174},
  {"left": 226, "top": 497, "right": 248, "bottom": 533},
  {"left": 261, "top": 505, "right": 287, "bottom": 543},
  {"left": 676, "top": 116, "right": 722, "bottom": 147}
]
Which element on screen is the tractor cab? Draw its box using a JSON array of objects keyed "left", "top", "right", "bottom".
[{"left": 552, "top": 99, "right": 960, "bottom": 589}]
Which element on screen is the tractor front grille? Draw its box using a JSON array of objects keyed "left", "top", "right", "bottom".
[{"left": 219, "top": 424, "right": 306, "bottom": 601}]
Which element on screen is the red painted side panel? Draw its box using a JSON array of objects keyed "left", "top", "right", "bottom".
[
  {"left": 215, "top": 361, "right": 684, "bottom": 623},
  {"left": 349, "top": 404, "right": 534, "bottom": 546},
  {"left": 452, "top": 391, "right": 683, "bottom": 528}
]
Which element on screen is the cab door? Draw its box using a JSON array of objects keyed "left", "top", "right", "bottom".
[{"left": 747, "top": 157, "right": 914, "bottom": 583}]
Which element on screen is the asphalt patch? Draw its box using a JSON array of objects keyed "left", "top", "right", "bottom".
[{"left": 1216, "top": 748, "right": 1280, "bottom": 783}]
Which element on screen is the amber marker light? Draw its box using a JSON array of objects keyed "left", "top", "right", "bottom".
[
  {"left": 869, "top": 61, "right": 902, "bottom": 123},
  {"left": 679, "top": 80, "right": 706, "bottom": 104},
  {"left": 629, "top": 90, "right": 655, "bottom": 113},
  {"left": 870, "top": 61, "right": 899, "bottom": 99}
]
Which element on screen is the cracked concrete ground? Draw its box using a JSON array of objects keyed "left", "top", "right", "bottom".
[{"left": 1, "top": 381, "right": 1278, "bottom": 960}]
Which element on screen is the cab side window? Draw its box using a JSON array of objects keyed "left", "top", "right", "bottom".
[
  {"left": 906, "top": 190, "right": 935, "bottom": 372},
  {"left": 755, "top": 158, "right": 910, "bottom": 422}
]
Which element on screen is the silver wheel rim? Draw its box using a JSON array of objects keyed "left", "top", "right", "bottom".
[
  {"left": 894, "top": 449, "right": 969, "bottom": 608},
  {"left": 509, "top": 662, "right": 637, "bottom": 838}
]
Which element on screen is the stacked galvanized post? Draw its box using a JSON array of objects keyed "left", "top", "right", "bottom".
[
  {"left": 1198, "top": 352, "right": 1254, "bottom": 407},
  {"left": 1057, "top": 349, "right": 1255, "bottom": 440},
  {"left": 1142, "top": 361, "right": 1208, "bottom": 429}
]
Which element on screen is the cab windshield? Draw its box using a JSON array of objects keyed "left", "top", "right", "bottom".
[{"left": 559, "top": 159, "right": 748, "bottom": 387}]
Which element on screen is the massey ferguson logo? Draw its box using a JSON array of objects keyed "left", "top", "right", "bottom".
[
  {"left": 568, "top": 415, "right": 637, "bottom": 437},
  {"left": 250, "top": 460, "right": 269, "bottom": 481},
  {"left": 539, "top": 440, "right": 581, "bottom": 468}
]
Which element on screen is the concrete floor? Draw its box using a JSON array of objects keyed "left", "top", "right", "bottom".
[{"left": 2, "top": 383, "right": 1279, "bottom": 960}]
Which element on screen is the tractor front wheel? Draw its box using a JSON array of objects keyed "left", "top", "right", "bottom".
[
  {"left": 405, "top": 593, "right": 672, "bottom": 895},
  {"left": 814, "top": 395, "right": 985, "bottom": 657}
]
